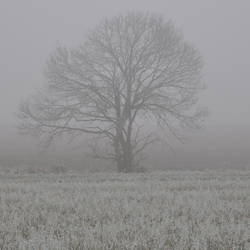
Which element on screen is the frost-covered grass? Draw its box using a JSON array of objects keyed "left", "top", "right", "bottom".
[{"left": 0, "top": 170, "right": 249, "bottom": 249}]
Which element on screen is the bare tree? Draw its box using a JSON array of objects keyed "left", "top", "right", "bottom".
[{"left": 19, "top": 12, "right": 206, "bottom": 172}]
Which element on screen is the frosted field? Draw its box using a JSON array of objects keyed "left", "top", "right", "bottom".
[{"left": 0, "top": 170, "right": 249, "bottom": 249}]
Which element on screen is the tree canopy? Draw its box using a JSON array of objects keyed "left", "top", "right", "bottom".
[{"left": 19, "top": 12, "right": 206, "bottom": 172}]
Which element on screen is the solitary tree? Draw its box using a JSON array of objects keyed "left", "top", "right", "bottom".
[{"left": 19, "top": 12, "right": 206, "bottom": 172}]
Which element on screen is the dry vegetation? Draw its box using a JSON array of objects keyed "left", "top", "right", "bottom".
[{"left": 0, "top": 170, "right": 249, "bottom": 249}]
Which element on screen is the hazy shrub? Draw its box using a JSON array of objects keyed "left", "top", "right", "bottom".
[
  {"left": 50, "top": 165, "right": 67, "bottom": 174},
  {"left": 133, "top": 165, "right": 147, "bottom": 173}
]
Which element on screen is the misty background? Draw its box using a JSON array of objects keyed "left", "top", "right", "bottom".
[{"left": 0, "top": 0, "right": 249, "bottom": 170}]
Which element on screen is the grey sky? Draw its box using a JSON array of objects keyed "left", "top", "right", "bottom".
[{"left": 0, "top": 0, "right": 249, "bottom": 167}]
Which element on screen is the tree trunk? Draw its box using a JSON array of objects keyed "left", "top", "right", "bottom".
[
  {"left": 115, "top": 140, "right": 133, "bottom": 172},
  {"left": 114, "top": 135, "right": 134, "bottom": 172}
]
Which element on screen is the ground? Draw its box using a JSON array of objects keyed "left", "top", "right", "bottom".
[{"left": 0, "top": 170, "right": 249, "bottom": 249}]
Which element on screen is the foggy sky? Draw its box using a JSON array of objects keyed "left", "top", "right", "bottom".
[{"left": 0, "top": 0, "right": 249, "bottom": 168}]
